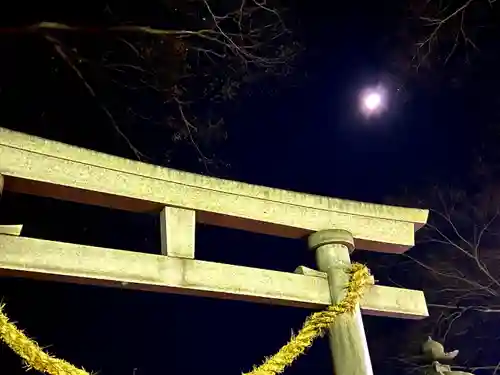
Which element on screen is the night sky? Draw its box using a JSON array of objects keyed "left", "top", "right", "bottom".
[{"left": 1, "top": 1, "right": 499, "bottom": 375}]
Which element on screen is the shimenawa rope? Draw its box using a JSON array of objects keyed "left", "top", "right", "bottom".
[{"left": 0, "top": 263, "right": 373, "bottom": 375}]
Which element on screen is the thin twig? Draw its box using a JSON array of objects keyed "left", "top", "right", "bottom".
[{"left": 45, "top": 34, "right": 148, "bottom": 161}]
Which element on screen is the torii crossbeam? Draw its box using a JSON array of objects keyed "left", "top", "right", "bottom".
[{"left": 0, "top": 127, "right": 429, "bottom": 375}]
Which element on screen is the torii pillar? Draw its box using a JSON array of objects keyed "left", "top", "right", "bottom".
[{"left": 309, "top": 229, "right": 373, "bottom": 375}]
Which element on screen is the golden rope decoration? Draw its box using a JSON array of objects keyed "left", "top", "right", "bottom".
[
  {"left": 0, "top": 263, "right": 372, "bottom": 375},
  {"left": 243, "top": 262, "right": 373, "bottom": 375},
  {"left": 0, "top": 303, "right": 90, "bottom": 375}
]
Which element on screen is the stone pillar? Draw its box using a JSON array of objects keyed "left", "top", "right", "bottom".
[{"left": 308, "top": 229, "right": 373, "bottom": 375}]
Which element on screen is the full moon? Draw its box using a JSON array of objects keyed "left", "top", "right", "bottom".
[
  {"left": 358, "top": 85, "right": 388, "bottom": 118},
  {"left": 363, "top": 92, "right": 382, "bottom": 111}
]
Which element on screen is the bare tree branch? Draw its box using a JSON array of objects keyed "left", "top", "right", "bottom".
[
  {"left": 44, "top": 34, "right": 148, "bottom": 161},
  {"left": 413, "top": 0, "right": 488, "bottom": 68},
  {"left": 0, "top": 0, "right": 300, "bottom": 168},
  {"left": 381, "top": 181, "right": 500, "bottom": 374}
]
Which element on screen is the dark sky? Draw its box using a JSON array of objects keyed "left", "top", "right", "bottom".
[
  {"left": 222, "top": 0, "right": 473, "bottom": 202},
  {"left": 1, "top": 1, "right": 498, "bottom": 375}
]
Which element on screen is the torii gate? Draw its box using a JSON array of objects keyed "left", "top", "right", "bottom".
[{"left": 0, "top": 127, "right": 429, "bottom": 375}]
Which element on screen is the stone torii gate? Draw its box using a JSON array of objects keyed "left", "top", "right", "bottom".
[{"left": 0, "top": 127, "right": 429, "bottom": 375}]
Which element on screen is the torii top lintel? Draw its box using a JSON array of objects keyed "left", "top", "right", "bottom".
[{"left": 0, "top": 127, "right": 428, "bottom": 253}]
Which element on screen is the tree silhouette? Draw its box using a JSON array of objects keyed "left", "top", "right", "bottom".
[{"left": 0, "top": 1, "right": 300, "bottom": 172}]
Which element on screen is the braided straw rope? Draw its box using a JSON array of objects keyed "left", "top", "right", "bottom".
[
  {"left": 0, "top": 263, "right": 372, "bottom": 375},
  {"left": 0, "top": 303, "right": 89, "bottom": 375},
  {"left": 243, "top": 262, "right": 373, "bottom": 375}
]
